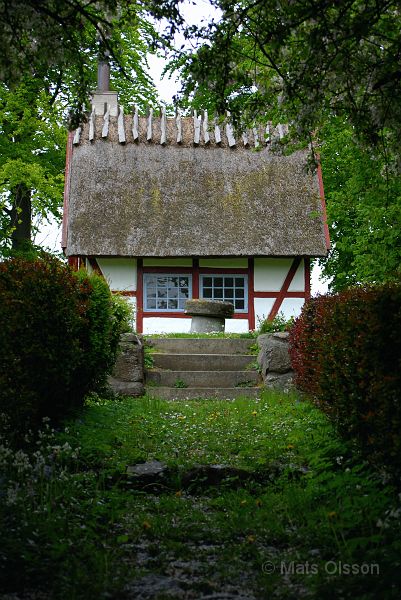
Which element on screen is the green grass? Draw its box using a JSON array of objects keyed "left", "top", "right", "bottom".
[{"left": 1, "top": 392, "right": 401, "bottom": 599}]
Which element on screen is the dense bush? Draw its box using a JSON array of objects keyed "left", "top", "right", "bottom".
[
  {"left": 289, "top": 285, "right": 401, "bottom": 473},
  {"left": 0, "top": 256, "right": 128, "bottom": 438}
]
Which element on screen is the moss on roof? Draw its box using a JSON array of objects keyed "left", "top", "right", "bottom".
[{"left": 66, "top": 116, "right": 328, "bottom": 258}]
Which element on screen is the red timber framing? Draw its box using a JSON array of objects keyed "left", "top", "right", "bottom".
[
  {"left": 68, "top": 256, "right": 83, "bottom": 270},
  {"left": 68, "top": 256, "right": 311, "bottom": 333},
  {"left": 253, "top": 257, "right": 311, "bottom": 321},
  {"left": 136, "top": 258, "right": 144, "bottom": 334}
]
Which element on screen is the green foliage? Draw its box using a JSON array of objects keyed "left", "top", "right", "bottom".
[
  {"left": 0, "top": 81, "right": 66, "bottom": 256},
  {"left": 168, "top": 1, "right": 401, "bottom": 156},
  {"left": 2, "top": 393, "right": 401, "bottom": 598},
  {"left": 173, "top": 378, "right": 188, "bottom": 389},
  {"left": 0, "top": 256, "right": 127, "bottom": 439},
  {"left": 257, "top": 313, "right": 294, "bottom": 335},
  {"left": 73, "top": 270, "right": 129, "bottom": 396},
  {"left": 319, "top": 117, "right": 401, "bottom": 291},
  {"left": 289, "top": 285, "right": 401, "bottom": 475},
  {"left": 110, "top": 293, "right": 134, "bottom": 334},
  {"left": 0, "top": 1, "right": 161, "bottom": 125}
]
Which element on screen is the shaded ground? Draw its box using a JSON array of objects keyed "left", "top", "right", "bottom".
[{"left": 1, "top": 392, "right": 401, "bottom": 599}]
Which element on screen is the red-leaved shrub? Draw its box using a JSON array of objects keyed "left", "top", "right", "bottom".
[{"left": 289, "top": 285, "right": 401, "bottom": 473}]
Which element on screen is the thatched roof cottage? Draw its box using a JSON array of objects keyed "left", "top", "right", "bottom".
[{"left": 62, "top": 86, "right": 330, "bottom": 334}]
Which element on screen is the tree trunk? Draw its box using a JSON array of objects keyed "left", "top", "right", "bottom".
[{"left": 10, "top": 183, "right": 32, "bottom": 253}]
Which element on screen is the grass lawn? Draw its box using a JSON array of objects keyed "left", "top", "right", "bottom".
[{"left": 1, "top": 391, "right": 401, "bottom": 599}]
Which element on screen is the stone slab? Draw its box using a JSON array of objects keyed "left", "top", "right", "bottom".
[
  {"left": 152, "top": 353, "right": 255, "bottom": 372},
  {"left": 185, "top": 299, "right": 234, "bottom": 318},
  {"left": 144, "top": 337, "right": 255, "bottom": 355},
  {"left": 146, "top": 369, "right": 259, "bottom": 388},
  {"left": 145, "top": 386, "right": 262, "bottom": 400}
]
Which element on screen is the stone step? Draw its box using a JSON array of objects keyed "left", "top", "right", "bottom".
[
  {"left": 151, "top": 353, "right": 256, "bottom": 372},
  {"left": 146, "top": 369, "right": 260, "bottom": 388},
  {"left": 143, "top": 337, "right": 255, "bottom": 355},
  {"left": 145, "top": 386, "right": 262, "bottom": 400}
]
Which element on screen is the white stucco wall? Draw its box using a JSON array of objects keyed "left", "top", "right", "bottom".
[
  {"left": 143, "top": 317, "right": 192, "bottom": 334},
  {"left": 254, "top": 258, "right": 304, "bottom": 291},
  {"left": 279, "top": 298, "right": 305, "bottom": 319},
  {"left": 254, "top": 298, "right": 276, "bottom": 328},
  {"left": 224, "top": 319, "right": 249, "bottom": 333},
  {"left": 142, "top": 317, "right": 249, "bottom": 334},
  {"left": 97, "top": 258, "right": 137, "bottom": 291}
]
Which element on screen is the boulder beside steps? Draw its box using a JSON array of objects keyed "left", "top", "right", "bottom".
[{"left": 144, "top": 337, "right": 262, "bottom": 400}]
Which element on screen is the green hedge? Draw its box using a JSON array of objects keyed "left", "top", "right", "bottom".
[
  {"left": 0, "top": 256, "right": 129, "bottom": 438},
  {"left": 289, "top": 285, "right": 401, "bottom": 473}
]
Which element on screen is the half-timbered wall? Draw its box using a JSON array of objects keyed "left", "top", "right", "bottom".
[{"left": 77, "top": 256, "right": 311, "bottom": 333}]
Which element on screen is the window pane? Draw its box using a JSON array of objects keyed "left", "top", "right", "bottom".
[
  {"left": 203, "top": 288, "right": 212, "bottom": 298},
  {"left": 225, "top": 288, "right": 234, "bottom": 299},
  {"left": 225, "top": 277, "right": 233, "bottom": 287},
  {"left": 144, "top": 274, "right": 192, "bottom": 312},
  {"left": 215, "top": 288, "right": 223, "bottom": 299},
  {"left": 203, "top": 277, "right": 212, "bottom": 287},
  {"left": 236, "top": 299, "right": 245, "bottom": 310},
  {"left": 215, "top": 278, "right": 223, "bottom": 287},
  {"left": 236, "top": 288, "right": 244, "bottom": 298},
  {"left": 234, "top": 277, "right": 245, "bottom": 287}
]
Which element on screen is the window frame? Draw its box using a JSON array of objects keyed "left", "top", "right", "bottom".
[
  {"left": 200, "top": 273, "right": 248, "bottom": 313},
  {"left": 143, "top": 273, "right": 193, "bottom": 313}
]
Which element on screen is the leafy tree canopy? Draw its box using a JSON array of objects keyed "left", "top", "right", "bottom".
[
  {"left": 0, "top": 0, "right": 167, "bottom": 126},
  {"left": 165, "top": 0, "right": 401, "bottom": 157},
  {"left": 319, "top": 117, "right": 401, "bottom": 291}
]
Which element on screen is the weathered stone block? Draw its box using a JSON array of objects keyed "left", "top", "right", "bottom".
[
  {"left": 257, "top": 332, "right": 293, "bottom": 390},
  {"left": 108, "top": 333, "right": 144, "bottom": 396},
  {"left": 108, "top": 379, "right": 144, "bottom": 397}
]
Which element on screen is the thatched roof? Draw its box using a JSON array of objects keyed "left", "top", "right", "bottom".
[{"left": 64, "top": 110, "right": 329, "bottom": 258}]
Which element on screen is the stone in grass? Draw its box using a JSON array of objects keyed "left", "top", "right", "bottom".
[
  {"left": 126, "top": 460, "right": 169, "bottom": 490},
  {"left": 181, "top": 464, "right": 251, "bottom": 489}
]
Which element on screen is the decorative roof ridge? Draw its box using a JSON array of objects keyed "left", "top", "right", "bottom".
[{"left": 72, "top": 100, "right": 289, "bottom": 149}]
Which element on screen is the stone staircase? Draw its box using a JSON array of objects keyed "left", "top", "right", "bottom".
[{"left": 144, "top": 337, "right": 262, "bottom": 400}]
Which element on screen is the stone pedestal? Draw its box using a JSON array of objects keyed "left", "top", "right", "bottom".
[{"left": 185, "top": 300, "right": 234, "bottom": 333}]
